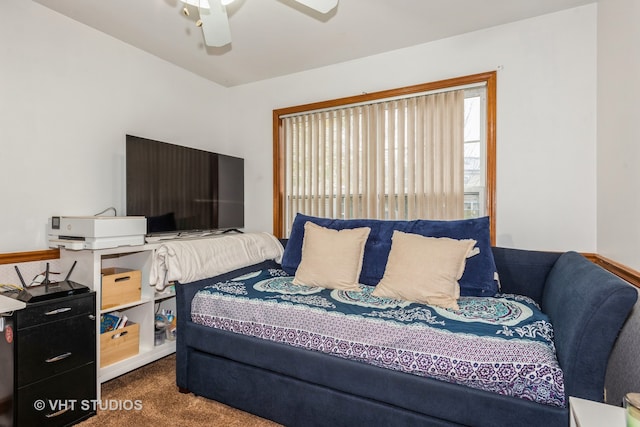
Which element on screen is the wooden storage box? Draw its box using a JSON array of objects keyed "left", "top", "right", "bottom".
[
  {"left": 101, "top": 268, "right": 141, "bottom": 309},
  {"left": 100, "top": 322, "right": 140, "bottom": 368}
]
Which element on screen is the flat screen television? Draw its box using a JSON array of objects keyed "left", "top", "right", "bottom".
[{"left": 126, "top": 135, "right": 244, "bottom": 235}]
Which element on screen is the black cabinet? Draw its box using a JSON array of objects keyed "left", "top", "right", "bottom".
[{"left": 5, "top": 292, "right": 97, "bottom": 427}]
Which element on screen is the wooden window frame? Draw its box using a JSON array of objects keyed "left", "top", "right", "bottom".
[{"left": 273, "top": 71, "right": 497, "bottom": 243}]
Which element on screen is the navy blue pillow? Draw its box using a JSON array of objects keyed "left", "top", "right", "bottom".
[{"left": 281, "top": 214, "right": 498, "bottom": 297}]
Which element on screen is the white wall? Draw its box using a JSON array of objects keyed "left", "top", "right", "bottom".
[
  {"left": 232, "top": 5, "right": 599, "bottom": 252},
  {"left": 597, "top": 0, "right": 640, "bottom": 404},
  {"left": 0, "top": 1, "right": 232, "bottom": 252},
  {"left": 0, "top": 2, "right": 600, "bottom": 255},
  {"left": 597, "top": 0, "right": 640, "bottom": 271}
]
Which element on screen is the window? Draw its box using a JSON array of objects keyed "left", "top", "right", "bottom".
[
  {"left": 273, "top": 72, "right": 496, "bottom": 241},
  {"left": 463, "top": 88, "right": 487, "bottom": 219}
]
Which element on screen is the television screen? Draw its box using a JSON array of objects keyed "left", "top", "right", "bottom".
[{"left": 126, "top": 135, "right": 244, "bottom": 235}]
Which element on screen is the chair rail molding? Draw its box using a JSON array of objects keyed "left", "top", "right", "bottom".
[
  {"left": 0, "top": 249, "right": 59, "bottom": 265},
  {"left": 1, "top": 249, "right": 638, "bottom": 288}
]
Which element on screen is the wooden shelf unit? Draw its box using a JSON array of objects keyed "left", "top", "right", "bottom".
[{"left": 59, "top": 244, "right": 176, "bottom": 397}]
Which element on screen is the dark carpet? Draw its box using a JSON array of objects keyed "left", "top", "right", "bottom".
[{"left": 77, "top": 355, "right": 281, "bottom": 427}]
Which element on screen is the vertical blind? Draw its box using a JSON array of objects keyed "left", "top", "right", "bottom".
[{"left": 283, "top": 89, "right": 465, "bottom": 236}]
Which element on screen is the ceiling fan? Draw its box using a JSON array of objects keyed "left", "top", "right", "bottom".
[{"left": 180, "top": 0, "right": 339, "bottom": 47}]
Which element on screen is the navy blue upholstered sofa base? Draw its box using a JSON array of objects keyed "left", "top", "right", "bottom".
[{"left": 175, "top": 248, "right": 637, "bottom": 427}]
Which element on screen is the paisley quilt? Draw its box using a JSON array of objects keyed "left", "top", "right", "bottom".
[{"left": 191, "top": 268, "right": 565, "bottom": 407}]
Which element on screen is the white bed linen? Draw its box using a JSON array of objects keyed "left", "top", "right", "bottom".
[{"left": 150, "top": 232, "right": 284, "bottom": 290}]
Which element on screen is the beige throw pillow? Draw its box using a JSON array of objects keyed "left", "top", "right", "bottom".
[
  {"left": 292, "top": 222, "right": 371, "bottom": 291},
  {"left": 372, "top": 231, "right": 477, "bottom": 309}
]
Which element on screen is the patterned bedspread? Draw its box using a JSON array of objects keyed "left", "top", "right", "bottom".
[{"left": 191, "top": 268, "right": 565, "bottom": 407}]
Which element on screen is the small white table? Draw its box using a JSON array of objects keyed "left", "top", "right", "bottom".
[
  {"left": 0, "top": 294, "right": 25, "bottom": 331},
  {"left": 570, "top": 396, "right": 625, "bottom": 427},
  {"left": 0, "top": 294, "right": 25, "bottom": 313}
]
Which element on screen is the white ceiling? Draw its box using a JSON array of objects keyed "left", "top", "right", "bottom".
[{"left": 33, "top": 0, "right": 595, "bottom": 87}]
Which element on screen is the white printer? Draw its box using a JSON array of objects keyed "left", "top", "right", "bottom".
[{"left": 48, "top": 216, "right": 147, "bottom": 250}]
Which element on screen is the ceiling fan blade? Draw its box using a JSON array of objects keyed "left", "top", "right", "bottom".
[
  {"left": 181, "top": 0, "right": 210, "bottom": 8},
  {"left": 293, "top": 0, "right": 338, "bottom": 14},
  {"left": 198, "top": 0, "right": 231, "bottom": 47}
]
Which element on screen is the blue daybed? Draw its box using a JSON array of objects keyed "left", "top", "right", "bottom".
[{"left": 174, "top": 216, "right": 636, "bottom": 427}]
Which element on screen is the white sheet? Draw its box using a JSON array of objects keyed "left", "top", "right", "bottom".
[{"left": 149, "top": 232, "right": 284, "bottom": 290}]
